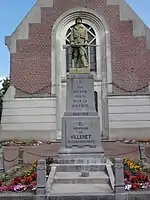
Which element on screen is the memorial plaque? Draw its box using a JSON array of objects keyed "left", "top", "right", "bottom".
[
  {"left": 65, "top": 118, "right": 100, "bottom": 148},
  {"left": 66, "top": 74, "right": 95, "bottom": 112}
]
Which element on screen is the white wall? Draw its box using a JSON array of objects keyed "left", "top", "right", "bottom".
[
  {"left": 108, "top": 95, "right": 150, "bottom": 139},
  {"left": 0, "top": 97, "right": 57, "bottom": 141},
  {"left": 1, "top": 94, "right": 150, "bottom": 141}
]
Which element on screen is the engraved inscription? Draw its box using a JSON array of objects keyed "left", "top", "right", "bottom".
[
  {"left": 72, "top": 112, "right": 89, "bottom": 116},
  {"left": 66, "top": 120, "right": 96, "bottom": 146},
  {"left": 72, "top": 80, "right": 89, "bottom": 109}
]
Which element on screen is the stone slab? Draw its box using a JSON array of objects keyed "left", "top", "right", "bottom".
[
  {"left": 115, "top": 193, "right": 127, "bottom": 200},
  {"left": 53, "top": 162, "right": 113, "bottom": 172},
  {"left": 53, "top": 171, "right": 109, "bottom": 184},
  {"left": 128, "top": 191, "right": 150, "bottom": 200},
  {"left": 1, "top": 192, "right": 150, "bottom": 200},
  {"left": 49, "top": 194, "right": 115, "bottom": 200},
  {"left": 66, "top": 73, "right": 95, "bottom": 112},
  {"left": 70, "top": 67, "right": 90, "bottom": 74},
  {"left": 58, "top": 153, "right": 106, "bottom": 164},
  {"left": 0, "top": 193, "right": 36, "bottom": 200},
  {"left": 64, "top": 111, "right": 98, "bottom": 116},
  {"left": 49, "top": 183, "right": 113, "bottom": 195},
  {"left": 62, "top": 116, "right": 102, "bottom": 148}
]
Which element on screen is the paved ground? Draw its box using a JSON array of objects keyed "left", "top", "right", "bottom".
[{"left": 3, "top": 141, "right": 147, "bottom": 170}]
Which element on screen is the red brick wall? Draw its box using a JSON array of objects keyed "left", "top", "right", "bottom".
[{"left": 10, "top": 0, "right": 150, "bottom": 96}]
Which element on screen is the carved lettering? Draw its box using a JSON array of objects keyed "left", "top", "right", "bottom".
[
  {"left": 74, "top": 99, "right": 82, "bottom": 103},
  {"left": 66, "top": 120, "right": 96, "bottom": 147},
  {"left": 71, "top": 135, "right": 91, "bottom": 140},
  {"left": 77, "top": 85, "right": 84, "bottom": 89},
  {"left": 72, "top": 104, "right": 88, "bottom": 108},
  {"left": 71, "top": 81, "right": 89, "bottom": 109},
  {"left": 67, "top": 140, "right": 94, "bottom": 144},
  {"left": 72, "top": 112, "right": 89, "bottom": 116}
]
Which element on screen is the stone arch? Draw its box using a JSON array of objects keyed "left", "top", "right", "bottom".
[{"left": 51, "top": 7, "right": 112, "bottom": 139}]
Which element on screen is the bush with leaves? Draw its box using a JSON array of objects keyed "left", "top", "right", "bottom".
[
  {"left": 0, "top": 77, "right": 10, "bottom": 98},
  {"left": 0, "top": 77, "right": 10, "bottom": 122}
]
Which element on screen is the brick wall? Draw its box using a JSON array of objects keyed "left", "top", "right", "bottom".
[{"left": 10, "top": 0, "right": 150, "bottom": 96}]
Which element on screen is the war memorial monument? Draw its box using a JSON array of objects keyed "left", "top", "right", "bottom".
[
  {"left": 2, "top": 0, "right": 150, "bottom": 199},
  {"left": 47, "top": 17, "right": 125, "bottom": 200}
]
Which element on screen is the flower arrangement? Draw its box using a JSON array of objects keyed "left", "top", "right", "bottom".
[
  {"left": 2, "top": 140, "right": 43, "bottom": 146},
  {"left": 0, "top": 160, "right": 37, "bottom": 192},
  {"left": 124, "top": 157, "right": 150, "bottom": 190},
  {"left": 0, "top": 157, "right": 150, "bottom": 192}
]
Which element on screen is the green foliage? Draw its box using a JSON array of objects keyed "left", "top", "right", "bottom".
[
  {"left": 0, "top": 77, "right": 10, "bottom": 122},
  {"left": 0, "top": 77, "right": 10, "bottom": 98},
  {"left": 143, "top": 167, "right": 150, "bottom": 173},
  {"left": 0, "top": 173, "right": 11, "bottom": 183}
]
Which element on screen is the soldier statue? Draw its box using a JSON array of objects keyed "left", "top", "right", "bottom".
[{"left": 70, "top": 17, "right": 89, "bottom": 68}]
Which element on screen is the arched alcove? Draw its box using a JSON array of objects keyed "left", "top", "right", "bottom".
[{"left": 51, "top": 7, "right": 112, "bottom": 139}]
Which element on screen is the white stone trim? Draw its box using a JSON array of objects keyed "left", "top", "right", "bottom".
[
  {"left": 1, "top": 96, "right": 57, "bottom": 141},
  {"left": 2, "top": 86, "right": 16, "bottom": 101},
  {"left": 107, "top": 0, "right": 150, "bottom": 49},
  {"left": 148, "top": 82, "right": 150, "bottom": 92},
  {"left": 51, "top": 7, "right": 112, "bottom": 138},
  {"left": 5, "top": 0, "right": 53, "bottom": 53}
]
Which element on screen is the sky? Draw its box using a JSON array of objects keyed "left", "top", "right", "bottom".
[{"left": 0, "top": 0, "right": 150, "bottom": 81}]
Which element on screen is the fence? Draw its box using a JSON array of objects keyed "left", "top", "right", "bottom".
[
  {"left": 138, "top": 143, "right": 150, "bottom": 163},
  {"left": 0, "top": 144, "right": 141, "bottom": 173},
  {"left": 0, "top": 145, "right": 58, "bottom": 173}
]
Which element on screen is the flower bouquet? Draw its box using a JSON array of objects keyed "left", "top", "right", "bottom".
[
  {"left": 124, "top": 158, "right": 150, "bottom": 191},
  {"left": 0, "top": 160, "right": 37, "bottom": 192}
]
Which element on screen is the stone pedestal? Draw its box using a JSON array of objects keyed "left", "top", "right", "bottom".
[
  {"left": 36, "top": 160, "right": 46, "bottom": 200},
  {"left": 47, "top": 70, "right": 115, "bottom": 198},
  {"left": 59, "top": 73, "right": 104, "bottom": 163}
]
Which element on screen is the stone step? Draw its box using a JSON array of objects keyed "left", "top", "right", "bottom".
[
  {"left": 49, "top": 183, "right": 113, "bottom": 195},
  {"left": 53, "top": 171, "right": 109, "bottom": 184},
  {"left": 55, "top": 163, "right": 112, "bottom": 172},
  {"left": 53, "top": 177, "right": 109, "bottom": 184},
  {"left": 48, "top": 194, "right": 115, "bottom": 200}
]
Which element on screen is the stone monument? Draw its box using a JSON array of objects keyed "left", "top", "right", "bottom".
[
  {"left": 59, "top": 72, "right": 105, "bottom": 163},
  {"left": 47, "top": 17, "right": 122, "bottom": 199},
  {"left": 59, "top": 17, "right": 104, "bottom": 163}
]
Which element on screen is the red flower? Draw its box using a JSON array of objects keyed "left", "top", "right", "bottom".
[
  {"left": 27, "top": 184, "right": 33, "bottom": 190},
  {"left": 129, "top": 175, "right": 133, "bottom": 181},
  {"left": 12, "top": 176, "right": 22, "bottom": 185},
  {"left": 24, "top": 176, "right": 33, "bottom": 185},
  {"left": 0, "top": 185, "right": 9, "bottom": 191},
  {"left": 132, "top": 183, "right": 138, "bottom": 190},
  {"left": 31, "top": 172, "right": 37, "bottom": 181},
  {"left": 8, "top": 185, "right": 14, "bottom": 191},
  {"left": 124, "top": 170, "right": 131, "bottom": 178},
  {"left": 0, "top": 181, "right": 3, "bottom": 187},
  {"left": 124, "top": 179, "right": 130, "bottom": 184}
]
